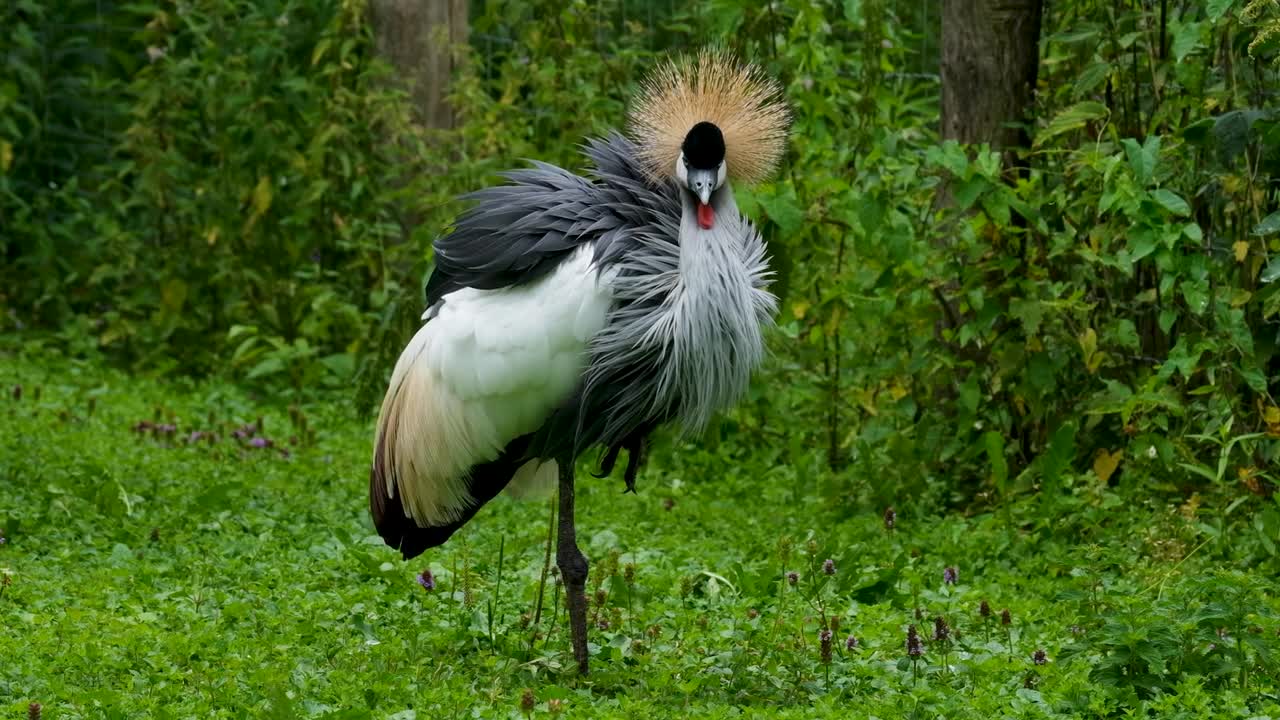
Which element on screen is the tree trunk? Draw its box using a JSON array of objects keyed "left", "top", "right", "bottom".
[
  {"left": 940, "top": 0, "right": 1043, "bottom": 149},
  {"left": 369, "top": 0, "right": 468, "bottom": 130}
]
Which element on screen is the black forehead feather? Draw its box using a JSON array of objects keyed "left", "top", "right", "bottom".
[{"left": 681, "top": 121, "right": 725, "bottom": 170}]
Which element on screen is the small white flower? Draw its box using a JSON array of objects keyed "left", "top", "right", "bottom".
[
  {"left": 146, "top": 46, "right": 167, "bottom": 63},
  {"left": 1147, "top": 445, "right": 1157, "bottom": 459}
]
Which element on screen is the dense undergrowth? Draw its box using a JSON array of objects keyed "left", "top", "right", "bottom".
[
  {"left": 7, "top": 0, "right": 1280, "bottom": 513},
  {"left": 2, "top": 349, "right": 1279, "bottom": 718}
]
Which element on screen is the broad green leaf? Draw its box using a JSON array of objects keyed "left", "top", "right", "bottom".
[
  {"left": 1151, "top": 188, "right": 1190, "bottom": 216},
  {"left": 1036, "top": 102, "right": 1109, "bottom": 146},
  {"left": 1041, "top": 422, "right": 1077, "bottom": 490},
  {"left": 1207, "top": 0, "right": 1235, "bottom": 22},
  {"left": 1130, "top": 231, "right": 1158, "bottom": 261},
  {"left": 1049, "top": 24, "right": 1103, "bottom": 43},
  {"left": 1074, "top": 61, "right": 1111, "bottom": 96},
  {"left": 1262, "top": 256, "right": 1280, "bottom": 283},
  {"left": 954, "top": 176, "right": 988, "bottom": 209},
  {"left": 247, "top": 356, "right": 286, "bottom": 380},
  {"left": 983, "top": 431, "right": 1009, "bottom": 491},
  {"left": 1239, "top": 364, "right": 1268, "bottom": 393},
  {"left": 756, "top": 191, "right": 804, "bottom": 235},
  {"left": 1122, "top": 136, "right": 1159, "bottom": 186},
  {"left": 1171, "top": 21, "right": 1204, "bottom": 61},
  {"left": 1009, "top": 298, "right": 1043, "bottom": 336},
  {"left": 1253, "top": 210, "right": 1280, "bottom": 236},
  {"left": 1114, "top": 319, "right": 1140, "bottom": 350},
  {"left": 1181, "top": 279, "right": 1210, "bottom": 314}
]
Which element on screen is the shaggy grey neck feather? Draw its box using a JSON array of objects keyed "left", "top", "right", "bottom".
[{"left": 587, "top": 186, "right": 776, "bottom": 438}]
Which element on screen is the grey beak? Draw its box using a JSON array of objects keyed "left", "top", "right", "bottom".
[{"left": 688, "top": 168, "right": 716, "bottom": 205}]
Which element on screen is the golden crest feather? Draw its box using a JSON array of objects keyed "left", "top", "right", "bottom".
[{"left": 628, "top": 50, "right": 791, "bottom": 186}]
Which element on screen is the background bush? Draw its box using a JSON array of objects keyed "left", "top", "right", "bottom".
[{"left": 3, "top": 0, "right": 1280, "bottom": 547}]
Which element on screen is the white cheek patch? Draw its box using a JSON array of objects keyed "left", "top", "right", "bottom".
[
  {"left": 676, "top": 152, "right": 689, "bottom": 185},
  {"left": 716, "top": 162, "right": 727, "bottom": 189}
]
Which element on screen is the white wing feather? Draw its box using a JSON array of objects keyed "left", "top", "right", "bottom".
[{"left": 375, "top": 246, "right": 612, "bottom": 525}]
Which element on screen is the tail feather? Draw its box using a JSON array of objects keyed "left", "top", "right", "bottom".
[
  {"left": 369, "top": 323, "right": 542, "bottom": 559},
  {"left": 370, "top": 432, "right": 533, "bottom": 559}
]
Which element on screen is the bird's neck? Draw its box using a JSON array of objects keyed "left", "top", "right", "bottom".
[{"left": 678, "top": 188, "right": 739, "bottom": 259}]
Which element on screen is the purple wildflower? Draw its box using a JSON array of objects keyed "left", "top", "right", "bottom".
[
  {"left": 187, "top": 431, "right": 204, "bottom": 443},
  {"left": 933, "top": 616, "right": 951, "bottom": 643},
  {"left": 248, "top": 437, "right": 271, "bottom": 449},
  {"left": 1033, "top": 649, "right": 1048, "bottom": 665},
  {"left": 906, "top": 624, "right": 924, "bottom": 657},
  {"left": 822, "top": 558, "right": 836, "bottom": 576},
  {"left": 157, "top": 423, "right": 177, "bottom": 434},
  {"left": 845, "top": 635, "right": 859, "bottom": 651},
  {"left": 979, "top": 599, "right": 991, "bottom": 618},
  {"left": 416, "top": 569, "right": 435, "bottom": 591},
  {"left": 883, "top": 506, "right": 896, "bottom": 530},
  {"left": 943, "top": 566, "right": 958, "bottom": 585},
  {"left": 520, "top": 688, "right": 535, "bottom": 714},
  {"left": 786, "top": 571, "right": 799, "bottom": 586},
  {"left": 819, "top": 628, "right": 833, "bottom": 664},
  {"left": 29, "top": 703, "right": 41, "bottom": 720},
  {"left": 1001, "top": 608, "right": 1012, "bottom": 626}
]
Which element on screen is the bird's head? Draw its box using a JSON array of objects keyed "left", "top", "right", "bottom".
[
  {"left": 629, "top": 50, "right": 790, "bottom": 230},
  {"left": 676, "top": 121, "right": 727, "bottom": 227}
]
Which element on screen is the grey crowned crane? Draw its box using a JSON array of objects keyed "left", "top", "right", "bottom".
[{"left": 369, "top": 51, "right": 790, "bottom": 674}]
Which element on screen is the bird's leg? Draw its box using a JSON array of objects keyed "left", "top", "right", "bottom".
[{"left": 556, "top": 456, "right": 590, "bottom": 674}]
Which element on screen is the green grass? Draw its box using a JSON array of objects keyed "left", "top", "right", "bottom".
[{"left": 2, "top": 347, "right": 1279, "bottom": 719}]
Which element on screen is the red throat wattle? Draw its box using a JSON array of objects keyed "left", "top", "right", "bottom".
[{"left": 697, "top": 201, "right": 715, "bottom": 230}]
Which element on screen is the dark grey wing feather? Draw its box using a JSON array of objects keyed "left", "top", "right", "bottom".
[
  {"left": 424, "top": 133, "right": 682, "bottom": 482},
  {"left": 425, "top": 133, "right": 678, "bottom": 300},
  {"left": 528, "top": 134, "right": 682, "bottom": 469},
  {"left": 425, "top": 163, "right": 598, "bottom": 303}
]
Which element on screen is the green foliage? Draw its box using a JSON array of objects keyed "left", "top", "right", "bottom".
[
  {"left": 2, "top": 0, "right": 436, "bottom": 398},
  {"left": 3, "top": 352, "right": 1279, "bottom": 717}
]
